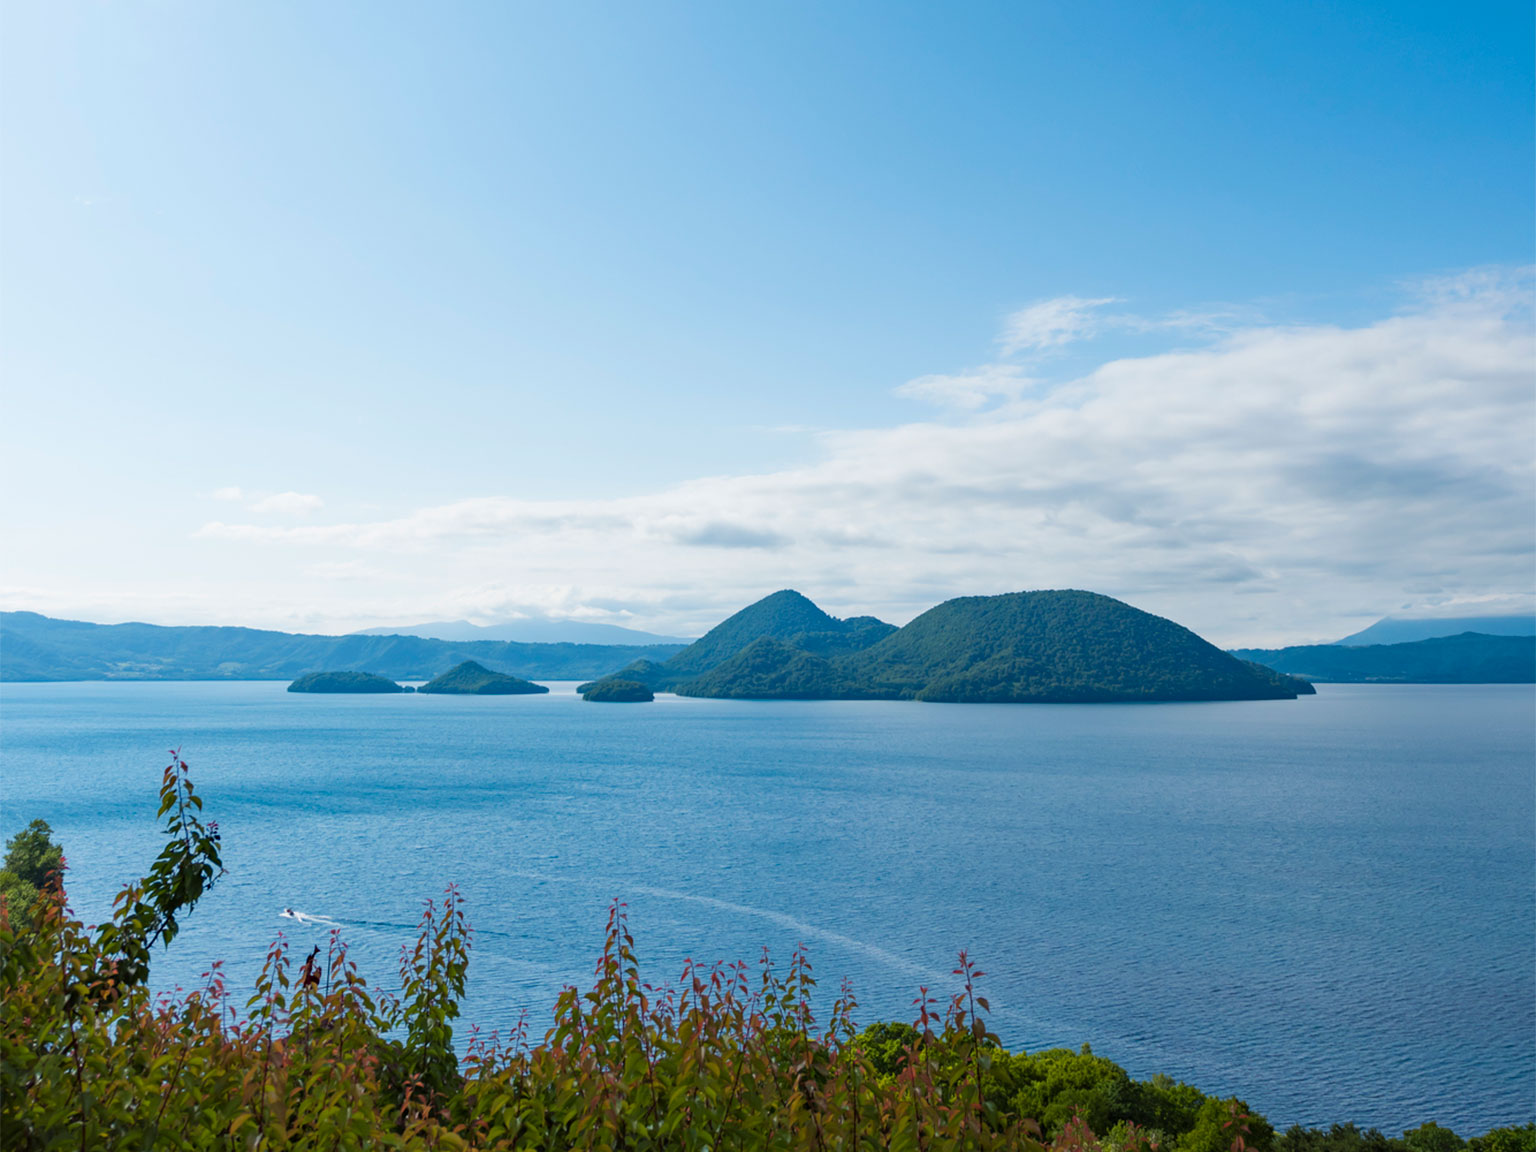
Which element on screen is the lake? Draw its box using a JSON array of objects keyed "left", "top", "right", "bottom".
[{"left": 1, "top": 680, "right": 1531, "bottom": 1134}]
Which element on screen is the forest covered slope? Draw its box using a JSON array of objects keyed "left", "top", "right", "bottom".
[
  {"left": 589, "top": 590, "right": 1312, "bottom": 703},
  {"left": 0, "top": 611, "right": 684, "bottom": 682}
]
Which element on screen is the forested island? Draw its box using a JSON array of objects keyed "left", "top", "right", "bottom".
[
  {"left": 581, "top": 589, "right": 1314, "bottom": 703},
  {"left": 287, "top": 670, "right": 412, "bottom": 693},
  {"left": 582, "top": 678, "right": 655, "bottom": 702},
  {"left": 417, "top": 660, "right": 548, "bottom": 695}
]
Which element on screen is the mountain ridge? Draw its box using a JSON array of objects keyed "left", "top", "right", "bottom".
[
  {"left": 351, "top": 618, "right": 694, "bottom": 645},
  {"left": 1334, "top": 614, "right": 1536, "bottom": 646},
  {"left": 0, "top": 611, "right": 685, "bottom": 682},
  {"left": 1234, "top": 632, "right": 1535, "bottom": 683}
]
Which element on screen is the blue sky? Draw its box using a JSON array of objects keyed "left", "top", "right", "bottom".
[{"left": 2, "top": 1, "right": 1532, "bottom": 643}]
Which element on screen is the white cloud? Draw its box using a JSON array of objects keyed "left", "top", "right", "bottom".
[
  {"left": 211, "top": 486, "right": 245, "bottom": 501},
  {"left": 998, "top": 295, "right": 1119, "bottom": 355},
  {"left": 183, "top": 268, "right": 1534, "bottom": 644},
  {"left": 896, "top": 365, "right": 1035, "bottom": 410},
  {"left": 251, "top": 491, "right": 324, "bottom": 517}
]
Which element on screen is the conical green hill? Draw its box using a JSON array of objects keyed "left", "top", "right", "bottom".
[
  {"left": 854, "top": 590, "right": 1302, "bottom": 702},
  {"left": 663, "top": 590, "right": 844, "bottom": 675},
  {"left": 417, "top": 660, "right": 549, "bottom": 695}
]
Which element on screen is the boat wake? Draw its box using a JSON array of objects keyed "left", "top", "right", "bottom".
[
  {"left": 278, "top": 908, "right": 513, "bottom": 941},
  {"left": 280, "top": 908, "right": 340, "bottom": 927}
]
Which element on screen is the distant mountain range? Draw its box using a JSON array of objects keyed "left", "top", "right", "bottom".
[
  {"left": 0, "top": 612, "right": 685, "bottom": 682},
  {"left": 1333, "top": 614, "right": 1535, "bottom": 646},
  {"left": 581, "top": 589, "right": 1312, "bottom": 703},
  {"left": 1233, "top": 632, "right": 1535, "bottom": 683},
  {"left": 8, "top": 602, "right": 1531, "bottom": 689},
  {"left": 351, "top": 619, "right": 694, "bottom": 646}
]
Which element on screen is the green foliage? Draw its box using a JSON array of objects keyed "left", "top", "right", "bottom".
[
  {"left": 1468, "top": 1125, "right": 1536, "bottom": 1152},
  {"left": 1276, "top": 1123, "right": 1535, "bottom": 1152},
  {"left": 1175, "top": 1098, "right": 1274, "bottom": 1152},
  {"left": 1404, "top": 1124, "right": 1468, "bottom": 1152},
  {"left": 91, "top": 751, "right": 226, "bottom": 987},
  {"left": 417, "top": 660, "right": 550, "bottom": 695},
  {"left": 288, "top": 670, "right": 412, "bottom": 693},
  {"left": 582, "top": 678, "right": 655, "bottom": 702},
  {"left": 0, "top": 819, "right": 63, "bottom": 910},
  {"left": 1277, "top": 1122, "right": 1404, "bottom": 1152},
  {"left": 0, "top": 870, "right": 36, "bottom": 915},
  {"left": 850, "top": 1020, "right": 921, "bottom": 1078}
]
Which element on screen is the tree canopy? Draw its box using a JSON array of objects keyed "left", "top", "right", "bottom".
[{"left": 0, "top": 820, "right": 62, "bottom": 912}]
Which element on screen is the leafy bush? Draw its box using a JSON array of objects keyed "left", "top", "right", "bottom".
[{"left": 0, "top": 819, "right": 62, "bottom": 912}]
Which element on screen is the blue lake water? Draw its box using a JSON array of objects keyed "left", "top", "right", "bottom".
[{"left": 1, "top": 680, "right": 1531, "bottom": 1134}]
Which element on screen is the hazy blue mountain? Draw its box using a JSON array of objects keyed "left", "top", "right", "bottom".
[
  {"left": 352, "top": 618, "right": 693, "bottom": 645},
  {"left": 0, "top": 611, "right": 685, "bottom": 682},
  {"left": 1334, "top": 614, "right": 1536, "bottom": 646},
  {"left": 1233, "top": 632, "right": 1535, "bottom": 683}
]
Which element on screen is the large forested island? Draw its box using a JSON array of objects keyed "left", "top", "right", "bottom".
[
  {"left": 580, "top": 589, "right": 1313, "bottom": 703},
  {"left": 287, "top": 670, "right": 412, "bottom": 693}
]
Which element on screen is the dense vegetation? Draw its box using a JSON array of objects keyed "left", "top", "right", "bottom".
[
  {"left": 0, "top": 820, "right": 62, "bottom": 915},
  {"left": 288, "top": 670, "right": 413, "bottom": 693},
  {"left": 662, "top": 590, "right": 884, "bottom": 676},
  {"left": 662, "top": 591, "right": 1312, "bottom": 702},
  {"left": 1232, "top": 633, "right": 1535, "bottom": 684},
  {"left": 0, "top": 611, "right": 685, "bottom": 682},
  {"left": 2, "top": 761, "right": 1529, "bottom": 1150},
  {"left": 582, "top": 678, "right": 655, "bottom": 702},
  {"left": 580, "top": 591, "right": 898, "bottom": 695},
  {"left": 418, "top": 660, "right": 550, "bottom": 695}
]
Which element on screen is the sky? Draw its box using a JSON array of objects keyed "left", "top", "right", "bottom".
[{"left": 1, "top": 1, "right": 1532, "bottom": 646}]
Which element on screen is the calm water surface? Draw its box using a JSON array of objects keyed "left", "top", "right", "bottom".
[{"left": 2, "top": 681, "right": 1531, "bottom": 1133}]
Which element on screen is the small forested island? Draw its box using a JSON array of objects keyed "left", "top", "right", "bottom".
[
  {"left": 582, "top": 678, "right": 654, "bottom": 702},
  {"left": 287, "top": 670, "right": 413, "bottom": 693},
  {"left": 581, "top": 589, "right": 1314, "bottom": 703},
  {"left": 417, "top": 659, "right": 549, "bottom": 695}
]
